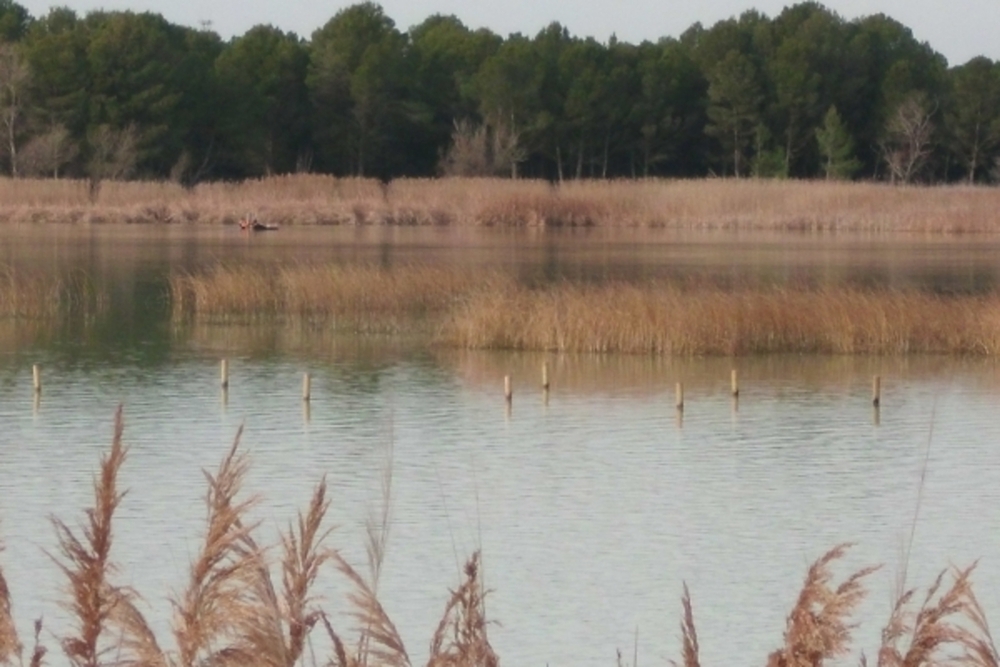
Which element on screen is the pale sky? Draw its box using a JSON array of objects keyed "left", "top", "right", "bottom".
[{"left": 15, "top": 0, "right": 997, "bottom": 66}]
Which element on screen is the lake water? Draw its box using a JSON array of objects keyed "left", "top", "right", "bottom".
[{"left": 2, "top": 225, "right": 1000, "bottom": 666}]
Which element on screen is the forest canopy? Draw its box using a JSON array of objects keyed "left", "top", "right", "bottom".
[{"left": 0, "top": 0, "right": 997, "bottom": 184}]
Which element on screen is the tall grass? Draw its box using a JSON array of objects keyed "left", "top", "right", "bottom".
[
  {"left": 0, "top": 266, "right": 106, "bottom": 320},
  {"left": 3, "top": 175, "right": 1000, "bottom": 232},
  {"left": 169, "top": 263, "right": 512, "bottom": 331},
  {"left": 441, "top": 281, "right": 1000, "bottom": 355},
  {"left": 171, "top": 263, "right": 1000, "bottom": 355}
]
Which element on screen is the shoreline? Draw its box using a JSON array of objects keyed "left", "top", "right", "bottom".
[{"left": 4, "top": 175, "right": 1000, "bottom": 232}]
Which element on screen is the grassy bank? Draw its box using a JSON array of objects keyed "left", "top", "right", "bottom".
[
  {"left": 170, "top": 264, "right": 1000, "bottom": 355},
  {"left": 4, "top": 175, "right": 1000, "bottom": 232},
  {"left": 1, "top": 409, "right": 998, "bottom": 667}
]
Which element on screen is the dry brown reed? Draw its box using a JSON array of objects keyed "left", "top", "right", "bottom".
[
  {"left": 671, "top": 584, "right": 699, "bottom": 667},
  {"left": 427, "top": 552, "right": 498, "bottom": 667},
  {"left": 0, "top": 534, "right": 22, "bottom": 666},
  {"left": 172, "top": 426, "right": 264, "bottom": 667},
  {"left": 4, "top": 175, "right": 1000, "bottom": 232},
  {"left": 871, "top": 563, "right": 999, "bottom": 667},
  {"left": 0, "top": 266, "right": 107, "bottom": 320},
  {"left": 50, "top": 404, "right": 160, "bottom": 667},
  {"left": 0, "top": 267, "right": 64, "bottom": 319},
  {"left": 441, "top": 282, "right": 1000, "bottom": 355},
  {"left": 169, "top": 263, "right": 511, "bottom": 331},
  {"left": 766, "top": 543, "right": 879, "bottom": 667}
]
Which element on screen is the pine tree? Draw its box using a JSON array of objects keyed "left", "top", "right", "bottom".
[{"left": 815, "top": 106, "right": 860, "bottom": 180}]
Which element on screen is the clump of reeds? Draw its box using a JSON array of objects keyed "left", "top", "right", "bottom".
[
  {"left": 427, "top": 552, "right": 498, "bottom": 667},
  {"left": 0, "top": 266, "right": 64, "bottom": 319},
  {"left": 170, "top": 263, "right": 511, "bottom": 331},
  {"left": 870, "top": 563, "right": 999, "bottom": 667},
  {"left": 441, "top": 282, "right": 1000, "bottom": 355},
  {"left": 0, "top": 266, "right": 107, "bottom": 321}
]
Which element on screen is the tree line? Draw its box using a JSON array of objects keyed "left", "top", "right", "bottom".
[{"left": 0, "top": 0, "right": 998, "bottom": 185}]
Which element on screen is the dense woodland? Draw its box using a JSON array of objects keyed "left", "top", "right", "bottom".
[{"left": 0, "top": 0, "right": 998, "bottom": 185}]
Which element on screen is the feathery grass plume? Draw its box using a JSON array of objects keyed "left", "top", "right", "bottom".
[
  {"left": 873, "top": 563, "right": 998, "bottom": 667},
  {"left": 669, "top": 583, "right": 699, "bottom": 667},
  {"left": 0, "top": 529, "right": 23, "bottom": 666},
  {"left": 171, "top": 426, "right": 265, "bottom": 667},
  {"left": 427, "top": 551, "right": 498, "bottom": 667},
  {"left": 330, "top": 437, "right": 410, "bottom": 667},
  {"left": 280, "top": 478, "right": 333, "bottom": 667},
  {"left": 767, "top": 543, "right": 879, "bottom": 667},
  {"left": 236, "top": 476, "right": 337, "bottom": 667},
  {"left": 331, "top": 556, "right": 410, "bottom": 667},
  {"left": 49, "top": 404, "right": 161, "bottom": 667}
]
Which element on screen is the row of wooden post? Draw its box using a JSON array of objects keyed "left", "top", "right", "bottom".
[
  {"left": 503, "top": 367, "right": 883, "bottom": 409},
  {"left": 28, "top": 361, "right": 883, "bottom": 409}
]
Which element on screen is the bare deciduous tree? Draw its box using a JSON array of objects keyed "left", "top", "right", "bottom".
[
  {"left": 880, "top": 93, "right": 936, "bottom": 184},
  {"left": 439, "top": 116, "right": 526, "bottom": 178},
  {"left": 0, "top": 43, "right": 29, "bottom": 177},
  {"left": 19, "top": 123, "right": 77, "bottom": 178},
  {"left": 87, "top": 124, "right": 139, "bottom": 200}
]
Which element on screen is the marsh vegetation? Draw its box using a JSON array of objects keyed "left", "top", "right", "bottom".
[{"left": 3, "top": 176, "right": 1000, "bottom": 232}]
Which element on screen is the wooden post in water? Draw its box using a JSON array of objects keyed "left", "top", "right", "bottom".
[
  {"left": 302, "top": 373, "right": 311, "bottom": 402},
  {"left": 220, "top": 359, "right": 229, "bottom": 390},
  {"left": 32, "top": 364, "right": 41, "bottom": 394},
  {"left": 675, "top": 382, "right": 684, "bottom": 410},
  {"left": 542, "top": 362, "right": 550, "bottom": 391},
  {"left": 504, "top": 375, "right": 513, "bottom": 404},
  {"left": 872, "top": 375, "right": 881, "bottom": 407},
  {"left": 731, "top": 369, "right": 739, "bottom": 398}
]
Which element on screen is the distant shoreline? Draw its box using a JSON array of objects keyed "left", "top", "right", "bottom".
[{"left": 3, "top": 175, "right": 1000, "bottom": 233}]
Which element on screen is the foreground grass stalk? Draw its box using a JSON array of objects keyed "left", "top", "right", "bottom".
[
  {"left": 50, "top": 404, "right": 163, "bottom": 667},
  {"left": 172, "top": 427, "right": 264, "bottom": 667},
  {"left": 280, "top": 478, "right": 333, "bottom": 667},
  {"left": 0, "top": 534, "right": 22, "bottom": 665},
  {"left": 767, "top": 544, "right": 879, "bottom": 667},
  {"left": 872, "top": 563, "right": 999, "bottom": 667},
  {"left": 427, "top": 552, "right": 498, "bottom": 667}
]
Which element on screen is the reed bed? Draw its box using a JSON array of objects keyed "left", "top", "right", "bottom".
[
  {"left": 3, "top": 175, "right": 1000, "bottom": 232},
  {"left": 169, "top": 263, "right": 513, "bottom": 331},
  {"left": 0, "top": 266, "right": 106, "bottom": 320},
  {"left": 171, "top": 263, "right": 1000, "bottom": 355},
  {"left": 1, "top": 410, "right": 999, "bottom": 667},
  {"left": 441, "top": 282, "right": 1000, "bottom": 355}
]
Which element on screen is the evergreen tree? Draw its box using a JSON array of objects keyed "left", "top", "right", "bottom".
[{"left": 815, "top": 106, "right": 860, "bottom": 179}]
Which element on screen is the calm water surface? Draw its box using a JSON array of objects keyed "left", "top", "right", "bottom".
[{"left": 2, "top": 225, "right": 1000, "bottom": 666}]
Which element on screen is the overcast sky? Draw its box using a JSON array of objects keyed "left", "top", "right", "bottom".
[{"left": 14, "top": 0, "right": 996, "bottom": 66}]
